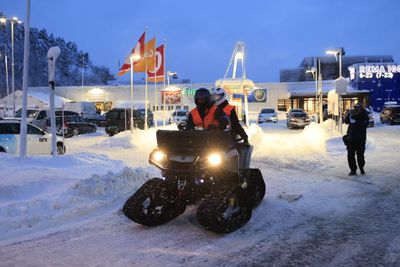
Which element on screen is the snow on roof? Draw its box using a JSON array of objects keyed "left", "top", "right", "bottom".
[{"left": 28, "top": 91, "right": 70, "bottom": 108}]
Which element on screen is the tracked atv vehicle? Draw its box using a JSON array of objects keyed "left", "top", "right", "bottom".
[{"left": 122, "top": 130, "right": 265, "bottom": 233}]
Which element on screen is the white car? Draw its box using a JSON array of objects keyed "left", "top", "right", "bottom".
[
  {"left": 258, "top": 108, "right": 278, "bottom": 123},
  {"left": 0, "top": 120, "right": 65, "bottom": 155},
  {"left": 169, "top": 109, "right": 188, "bottom": 124}
]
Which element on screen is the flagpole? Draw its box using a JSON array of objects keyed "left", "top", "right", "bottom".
[
  {"left": 130, "top": 57, "right": 134, "bottom": 133},
  {"left": 144, "top": 27, "right": 148, "bottom": 130},
  {"left": 154, "top": 34, "right": 157, "bottom": 128},
  {"left": 163, "top": 39, "right": 166, "bottom": 126}
]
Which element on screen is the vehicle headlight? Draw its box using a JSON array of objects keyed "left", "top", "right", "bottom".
[
  {"left": 151, "top": 150, "right": 165, "bottom": 162},
  {"left": 207, "top": 153, "right": 222, "bottom": 166}
]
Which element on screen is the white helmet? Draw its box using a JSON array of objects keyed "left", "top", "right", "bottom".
[{"left": 210, "top": 87, "right": 226, "bottom": 105}]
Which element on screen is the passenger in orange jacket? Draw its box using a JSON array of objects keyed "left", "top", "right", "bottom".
[{"left": 211, "top": 87, "right": 249, "bottom": 145}]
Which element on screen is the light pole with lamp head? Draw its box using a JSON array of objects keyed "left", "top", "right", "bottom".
[
  {"left": 165, "top": 71, "right": 177, "bottom": 124},
  {"left": 326, "top": 47, "right": 345, "bottom": 78},
  {"left": 166, "top": 71, "right": 177, "bottom": 87},
  {"left": 129, "top": 53, "right": 140, "bottom": 132},
  {"left": 306, "top": 66, "right": 318, "bottom": 119},
  {"left": 326, "top": 47, "right": 346, "bottom": 132},
  {"left": 0, "top": 43, "right": 10, "bottom": 116},
  {"left": 11, "top": 17, "right": 22, "bottom": 117}
]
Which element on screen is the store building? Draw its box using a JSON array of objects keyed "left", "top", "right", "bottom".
[{"left": 26, "top": 55, "right": 399, "bottom": 117}]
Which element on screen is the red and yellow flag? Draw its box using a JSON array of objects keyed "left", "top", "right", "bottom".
[
  {"left": 147, "top": 44, "right": 164, "bottom": 82},
  {"left": 117, "top": 32, "right": 145, "bottom": 76},
  {"left": 133, "top": 38, "right": 156, "bottom": 73}
]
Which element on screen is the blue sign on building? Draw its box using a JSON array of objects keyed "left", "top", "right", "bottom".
[
  {"left": 349, "top": 63, "right": 400, "bottom": 111},
  {"left": 232, "top": 89, "right": 267, "bottom": 103}
]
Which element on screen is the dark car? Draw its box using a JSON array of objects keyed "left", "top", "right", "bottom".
[
  {"left": 105, "top": 108, "right": 154, "bottom": 136},
  {"left": 51, "top": 115, "right": 97, "bottom": 138},
  {"left": 84, "top": 113, "right": 107, "bottom": 127},
  {"left": 380, "top": 105, "right": 400, "bottom": 125},
  {"left": 286, "top": 109, "right": 311, "bottom": 129}
]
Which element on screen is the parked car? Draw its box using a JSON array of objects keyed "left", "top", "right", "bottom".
[
  {"left": 15, "top": 109, "right": 80, "bottom": 130},
  {"left": 169, "top": 109, "right": 188, "bottom": 124},
  {"left": 0, "top": 119, "right": 65, "bottom": 155},
  {"left": 258, "top": 108, "right": 278, "bottom": 123},
  {"left": 286, "top": 109, "right": 311, "bottom": 129},
  {"left": 64, "top": 102, "right": 105, "bottom": 126},
  {"left": 84, "top": 113, "right": 107, "bottom": 127},
  {"left": 380, "top": 104, "right": 400, "bottom": 125},
  {"left": 51, "top": 115, "right": 97, "bottom": 138},
  {"left": 15, "top": 108, "right": 50, "bottom": 130},
  {"left": 105, "top": 108, "right": 153, "bottom": 136}
]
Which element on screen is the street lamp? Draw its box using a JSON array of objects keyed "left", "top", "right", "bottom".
[
  {"left": 0, "top": 44, "right": 10, "bottom": 116},
  {"left": 0, "top": 16, "right": 6, "bottom": 25},
  {"left": 326, "top": 47, "right": 346, "bottom": 133},
  {"left": 326, "top": 47, "right": 345, "bottom": 78},
  {"left": 166, "top": 71, "right": 177, "bottom": 87},
  {"left": 164, "top": 71, "right": 177, "bottom": 125},
  {"left": 10, "top": 16, "right": 22, "bottom": 117},
  {"left": 128, "top": 53, "right": 141, "bottom": 132},
  {"left": 306, "top": 66, "right": 318, "bottom": 117}
]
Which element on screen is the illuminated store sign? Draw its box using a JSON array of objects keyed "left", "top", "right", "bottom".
[{"left": 349, "top": 65, "right": 400, "bottom": 80}]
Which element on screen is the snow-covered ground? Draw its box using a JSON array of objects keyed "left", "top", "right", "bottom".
[{"left": 0, "top": 120, "right": 399, "bottom": 266}]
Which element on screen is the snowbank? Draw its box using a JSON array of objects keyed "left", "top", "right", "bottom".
[
  {"left": 0, "top": 167, "right": 154, "bottom": 240},
  {"left": 247, "top": 122, "right": 328, "bottom": 158}
]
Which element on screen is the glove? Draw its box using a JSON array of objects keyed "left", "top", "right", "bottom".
[
  {"left": 177, "top": 123, "right": 185, "bottom": 131},
  {"left": 243, "top": 139, "right": 250, "bottom": 146}
]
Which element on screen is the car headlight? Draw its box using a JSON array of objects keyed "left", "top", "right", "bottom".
[{"left": 207, "top": 153, "right": 222, "bottom": 166}]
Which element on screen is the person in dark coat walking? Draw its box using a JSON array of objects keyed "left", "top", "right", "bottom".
[{"left": 343, "top": 103, "right": 369, "bottom": 175}]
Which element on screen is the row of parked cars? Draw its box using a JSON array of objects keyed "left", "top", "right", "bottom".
[
  {"left": 257, "top": 108, "right": 311, "bottom": 129},
  {"left": 15, "top": 109, "right": 99, "bottom": 138},
  {"left": 257, "top": 102, "right": 400, "bottom": 130}
]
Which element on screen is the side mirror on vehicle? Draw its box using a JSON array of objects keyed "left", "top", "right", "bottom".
[{"left": 41, "top": 130, "right": 46, "bottom": 135}]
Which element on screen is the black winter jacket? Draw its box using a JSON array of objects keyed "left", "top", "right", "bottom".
[{"left": 344, "top": 109, "right": 369, "bottom": 142}]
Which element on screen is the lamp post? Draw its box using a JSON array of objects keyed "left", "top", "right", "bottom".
[
  {"left": 0, "top": 44, "right": 10, "bottom": 116},
  {"left": 129, "top": 54, "right": 140, "bottom": 132},
  {"left": 326, "top": 47, "right": 346, "bottom": 133},
  {"left": 19, "top": 0, "right": 30, "bottom": 158},
  {"left": 11, "top": 17, "right": 22, "bottom": 117},
  {"left": 166, "top": 71, "right": 177, "bottom": 87},
  {"left": 47, "top": 46, "right": 61, "bottom": 156},
  {"left": 81, "top": 54, "right": 84, "bottom": 100},
  {"left": 326, "top": 47, "right": 345, "bottom": 78},
  {"left": 165, "top": 71, "right": 177, "bottom": 124},
  {"left": 306, "top": 66, "right": 317, "bottom": 117}
]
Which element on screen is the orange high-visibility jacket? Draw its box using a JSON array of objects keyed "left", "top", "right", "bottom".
[
  {"left": 222, "top": 104, "right": 235, "bottom": 117},
  {"left": 190, "top": 105, "right": 219, "bottom": 130}
]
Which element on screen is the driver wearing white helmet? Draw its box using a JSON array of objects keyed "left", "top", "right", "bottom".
[{"left": 211, "top": 87, "right": 249, "bottom": 145}]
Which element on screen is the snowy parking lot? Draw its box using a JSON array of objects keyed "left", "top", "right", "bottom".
[{"left": 1, "top": 120, "right": 400, "bottom": 266}]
